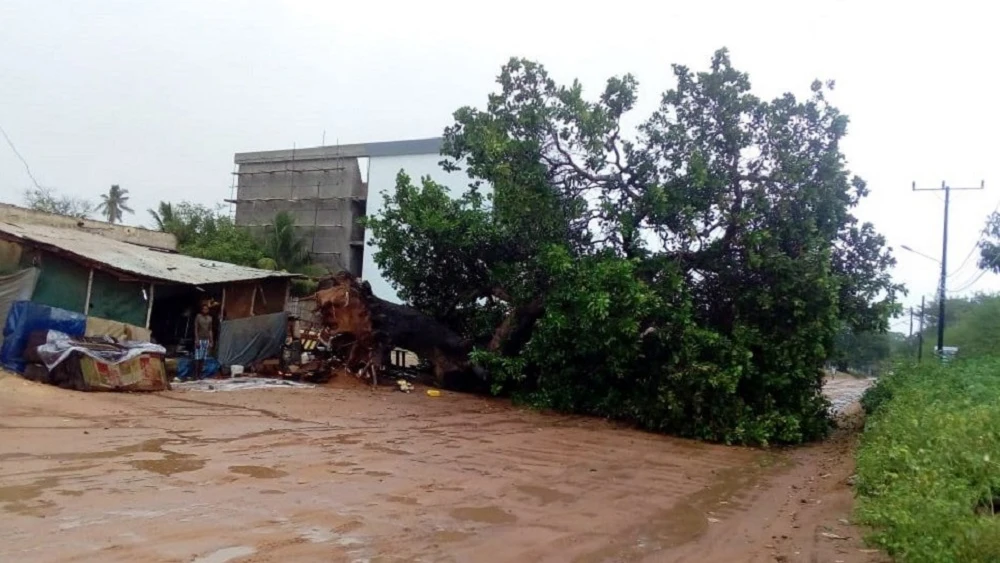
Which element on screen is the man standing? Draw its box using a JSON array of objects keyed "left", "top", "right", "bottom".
[{"left": 193, "top": 303, "right": 214, "bottom": 379}]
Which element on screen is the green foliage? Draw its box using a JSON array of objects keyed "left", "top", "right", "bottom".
[
  {"left": 855, "top": 359, "right": 1000, "bottom": 562},
  {"left": 914, "top": 293, "right": 1000, "bottom": 360},
  {"left": 97, "top": 184, "right": 133, "bottom": 224},
  {"left": 261, "top": 211, "right": 311, "bottom": 272},
  {"left": 831, "top": 327, "right": 907, "bottom": 375},
  {"left": 977, "top": 212, "right": 1000, "bottom": 273},
  {"left": 23, "top": 187, "right": 94, "bottom": 219},
  {"left": 182, "top": 214, "right": 267, "bottom": 267},
  {"left": 367, "top": 50, "right": 900, "bottom": 445},
  {"left": 147, "top": 202, "right": 326, "bottom": 298}
]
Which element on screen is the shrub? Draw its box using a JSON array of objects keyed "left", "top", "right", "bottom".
[{"left": 854, "top": 358, "right": 1000, "bottom": 562}]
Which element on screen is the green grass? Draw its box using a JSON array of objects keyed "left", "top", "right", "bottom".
[{"left": 855, "top": 358, "right": 1000, "bottom": 562}]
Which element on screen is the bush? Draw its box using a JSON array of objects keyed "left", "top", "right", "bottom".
[{"left": 854, "top": 358, "right": 1000, "bottom": 562}]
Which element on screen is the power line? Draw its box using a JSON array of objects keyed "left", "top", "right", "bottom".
[
  {"left": 0, "top": 122, "right": 44, "bottom": 190},
  {"left": 913, "top": 180, "right": 985, "bottom": 355},
  {"left": 945, "top": 194, "right": 1000, "bottom": 278},
  {"left": 949, "top": 269, "right": 990, "bottom": 294}
]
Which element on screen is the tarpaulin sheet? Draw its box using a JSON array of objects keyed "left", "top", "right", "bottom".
[
  {"left": 217, "top": 312, "right": 287, "bottom": 366},
  {"left": 175, "top": 356, "right": 220, "bottom": 380},
  {"left": 36, "top": 332, "right": 166, "bottom": 370},
  {"left": 173, "top": 377, "right": 314, "bottom": 392},
  {"left": 0, "top": 268, "right": 39, "bottom": 348},
  {"left": 0, "top": 301, "right": 86, "bottom": 372},
  {"left": 88, "top": 270, "right": 148, "bottom": 328},
  {"left": 32, "top": 255, "right": 88, "bottom": 313}
]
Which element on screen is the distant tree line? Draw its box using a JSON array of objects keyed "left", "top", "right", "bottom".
[
  {"left": 22, "top": 187, "right": 322, "bottom": 295},
  {"left": 24, "top": 184, "right": 133, "bottom": 224}
]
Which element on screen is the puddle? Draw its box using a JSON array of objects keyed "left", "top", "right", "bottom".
[
  {"left": 130, "top": 457, "right": 206, "bottom": 476},
  {"left": 260, "top": 489, "right": 286, "bottom": 495},
  {"left": 574, "top": 451, "right": 776, "bottom": 562},
  {"left": 516, "top": 485, "right": 575, "bottom": 505},
  {"left": 7, "top": 438, "right": 208, "bottom": 476},
  {"left": 450, "top": 506, "right": 517, "bottom": 524},
  {"left": 192, "top": 545, "right": 256, "bottom": 563},
  {"left": 331, "top": 433, "right": 363, "bottom": 445},
  {"left": 0, "top": 476, "right": 59, "bottom": 503},
  {"left": 0, "top": 476, "right": 60, "bottom": 517},
  {"left": 365, "top": 470, "right": 392, "bottom": 478},
  {"left": 229, "top": 465, "right": 288, "bottom": 479}
]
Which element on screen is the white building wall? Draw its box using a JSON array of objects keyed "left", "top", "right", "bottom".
[{"left": 362, "top": 154, "right": 475, "bottom": 303}]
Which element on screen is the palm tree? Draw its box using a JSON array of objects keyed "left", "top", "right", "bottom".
[
  {"left": 98, "top": 184, "right": 134, "bottom": 224},
  {"left": 263, "top": 212, "right": 310, "bottom": 271},
  {"left": 148, "top": 201, "right": 176, "bottom": 231}
]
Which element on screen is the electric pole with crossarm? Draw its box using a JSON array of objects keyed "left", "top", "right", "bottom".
[{"left": 912, "top": 180, "right": 985, "bottom": 357}]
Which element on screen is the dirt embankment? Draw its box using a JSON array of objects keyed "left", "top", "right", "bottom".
[{"left": 0, "top": 372, "right": 885, "bottom": 562}]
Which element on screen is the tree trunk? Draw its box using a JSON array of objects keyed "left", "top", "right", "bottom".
[{"left": 313, "top": 272, "right": 479, "bottom": 385}]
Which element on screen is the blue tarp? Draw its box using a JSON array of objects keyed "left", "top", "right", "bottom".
[{"left": 0, "top": 300, "right": 86, "bottom": 372}]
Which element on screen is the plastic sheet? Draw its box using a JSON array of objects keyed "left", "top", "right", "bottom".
[
  {"left": 217, "top": 312, "right": 287, "bottom": 366},
  {"left": 172, "top": 376, "right": 314, "bottom": 392},
  {"left": 35, "top": 332, "right": 166, "bottom": 370},
  {"left": 0, "top": 301, "right": 86, "bottom": 372},
  {"left": 0, "top": 268, "right": 40, "bottom": 348}
]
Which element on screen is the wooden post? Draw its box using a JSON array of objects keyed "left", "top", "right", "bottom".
[
  {"left": 145, "top": 283, "right": 155, "bottom": 329},
  {"left": 250, "top": 283, "right": 257, "bottom": 317},
  {"left": 220, "top": 286, "right": 227, "bottom": 321},
  {"left": 83, "top": 268, "right": 94, "bottom": 315}
]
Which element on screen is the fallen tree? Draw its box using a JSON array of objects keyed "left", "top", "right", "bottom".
[
  {"left": 313, "top": 272, "right": 480, "bottom": 385},
  {"left": 361, "top": 50, "right": 902, "bottom": 445}
]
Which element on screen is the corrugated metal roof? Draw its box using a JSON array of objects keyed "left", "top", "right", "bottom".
[{"left": 0, "top": 221, "right": 299, "bottom": 286}]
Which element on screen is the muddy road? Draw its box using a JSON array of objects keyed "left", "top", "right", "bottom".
[{"left": 0, "top": 372, "right": 883, "bottom": 562}]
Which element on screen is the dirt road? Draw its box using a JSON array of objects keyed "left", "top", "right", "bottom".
[{"left": 0, "top": 372, "right": 884, "bottom": 563}]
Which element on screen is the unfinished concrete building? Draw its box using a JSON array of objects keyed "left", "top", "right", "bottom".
[{"left": 234, "top": 138, "right": 475, "bottom": 303}]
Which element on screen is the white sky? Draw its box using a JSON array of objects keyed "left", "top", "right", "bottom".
[{"left": 1, "top": 0, "right": 996, "bottom": 332}]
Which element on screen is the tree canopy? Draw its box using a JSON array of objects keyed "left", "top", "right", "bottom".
[
  {"left": 366, "top": 49, "right": 901, "bottom": 445},
  {"left": 147, "top": 202, "right": 325, "bottom": 295}
]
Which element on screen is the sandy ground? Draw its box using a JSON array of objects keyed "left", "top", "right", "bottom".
[{"left": 0, "top": 371, "right": 886, "bottom": 563}]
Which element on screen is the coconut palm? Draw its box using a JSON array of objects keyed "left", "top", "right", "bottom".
[
  {"left": 148, "top": 201, "right": 177, "bottom": 231},
  {"left": 98, "top": 184, "right": 134, "bottom": 224},
  {"left": 262, "top": 211, "right": 310, "bottom": 271}
]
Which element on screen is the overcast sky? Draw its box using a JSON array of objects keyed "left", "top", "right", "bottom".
[{"left": 1, "top": 0, "right": 996, "bottom": 331}]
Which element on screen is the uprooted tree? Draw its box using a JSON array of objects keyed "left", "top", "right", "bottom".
[
  {"left": 314, "top": 272, "right": 478, "bottom": 385},
  {"left": 362, "top": 49, "right": 901, "bottom": 445}
]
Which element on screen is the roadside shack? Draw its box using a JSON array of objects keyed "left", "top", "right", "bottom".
[{"left": 0, "top": 216, "right": 298, "bottom": 385}]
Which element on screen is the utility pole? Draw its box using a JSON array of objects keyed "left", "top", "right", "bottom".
[
  {"left": 917, "top": 296, "right": 925, "bottom": 363},
  {"left": 913, "top": 181, "right": 985, "bottom": 358},
  {"left": 908, "top": 306, "right": 914, "bottom": 338}
]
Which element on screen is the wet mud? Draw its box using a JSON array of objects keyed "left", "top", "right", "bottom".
[{"left": 0, "top": 371, "right": 883, "bottom": 562}]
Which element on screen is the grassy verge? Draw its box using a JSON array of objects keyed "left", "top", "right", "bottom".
[{"left": 855, "top": 358, "right": 1000, "bottom": 562}]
